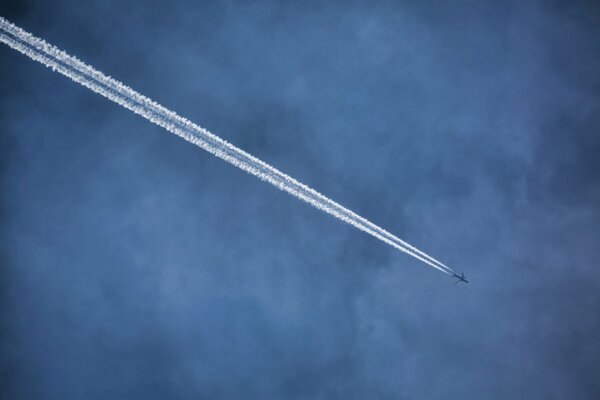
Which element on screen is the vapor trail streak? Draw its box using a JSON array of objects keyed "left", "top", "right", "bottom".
[{"left": 0, "top": 17, "right": 453, "bottom": 275}]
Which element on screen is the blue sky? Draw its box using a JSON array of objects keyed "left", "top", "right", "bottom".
[{"left": 1, "top": 1, "right": 599, "bottom": 398}]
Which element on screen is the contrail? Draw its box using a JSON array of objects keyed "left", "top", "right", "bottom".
[{"left": 0, "top": 17, "right": 454, "bottom": 276}]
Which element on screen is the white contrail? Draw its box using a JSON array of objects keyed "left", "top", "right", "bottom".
[{"left": 0, "top": 17, "right": 454, "bottom": 275}]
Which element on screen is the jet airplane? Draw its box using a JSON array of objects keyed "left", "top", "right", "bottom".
[{"left": 452, "top": 272, "right": 469, "bottom": 284}]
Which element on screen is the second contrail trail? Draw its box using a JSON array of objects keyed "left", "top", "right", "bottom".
[{"left": 0, "top": 16, "right": 454, "bottom": 276}]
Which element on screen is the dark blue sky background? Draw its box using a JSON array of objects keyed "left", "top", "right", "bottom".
[{"left": 1, "top": 1, "right": 599, "bottom": 398}]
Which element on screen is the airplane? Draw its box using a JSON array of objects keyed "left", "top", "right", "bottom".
[{"left": 452, "top": 272, "right": 469, "bottom": 284}]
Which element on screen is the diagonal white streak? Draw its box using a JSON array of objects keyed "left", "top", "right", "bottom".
[{"left": 0, "top": 16, "right": 453, "bottom": 275}]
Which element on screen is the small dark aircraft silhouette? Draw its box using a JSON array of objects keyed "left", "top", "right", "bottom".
[{"left": 452, "top": 272, "right": 469, "bottom": 284}]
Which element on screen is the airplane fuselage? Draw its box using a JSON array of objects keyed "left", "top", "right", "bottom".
[{"left": 453, "top": 273, "right": 469, "bottom": 284}]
